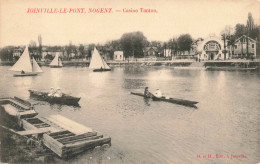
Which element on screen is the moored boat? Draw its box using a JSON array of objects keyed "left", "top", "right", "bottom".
[
  {"left": 89, "top": 47, "right": 111, "bottom": 72},
  {"left": 28, "top": 90, "right": 80, "bottom": 106},
  {"left": 49, "top": 53, "right": 63, "bottom": 68},
  {"left": 131, "top": 92, "right": 198, "bottom": 108}
]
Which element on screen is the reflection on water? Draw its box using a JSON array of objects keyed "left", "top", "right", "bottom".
[{"left": 0, "top": 66, "right": 260, "bottom": 164}]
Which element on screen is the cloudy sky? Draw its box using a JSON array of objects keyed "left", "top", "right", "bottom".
[{"left": 0, "top": 0, "right": 260, "bottom": 47}]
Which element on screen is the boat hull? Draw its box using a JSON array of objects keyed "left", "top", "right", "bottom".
[
  {"left": 93, "top": 69, "right": 111, "bottom": 72},
  {"left": 14, "top": 73, "right": 38, "bottom": 77},
  {"left": 206, "top": 66, "right": 257, "bottom": 71},
  {"left": 131, "top": 92, "right": 198, "bottom": 108},
  {"left": 28, "top": 90, "right": 80, "bottom": 106},
  {"left": 50, "top": 65, "right": 62, "bottom": 68}
]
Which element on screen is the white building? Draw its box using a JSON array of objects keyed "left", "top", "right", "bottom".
[
  {"left": 193, "top": 35, "right": 228, "bottom": 60},
  {"left": 114, "top": 51, "right": 124, "bottom": 61},
  {"left": 164, "top": 49, "right": 171, "bottom": 57},
  {"left": 13, "top": 48, "right": 24, "bottom": 57}
]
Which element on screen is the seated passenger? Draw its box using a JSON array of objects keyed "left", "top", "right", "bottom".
[
  {"left": 48, "top": 87, "right": 55, "bottom": 96},
  {"left": 153, "top": 89, "right": 163, "bottom": 98},
  {"left": 144, "top": 87, "right": 152, "bottom": 98},
  {"left": 54, "top": 88, "right": 62, "bottom": 97}
]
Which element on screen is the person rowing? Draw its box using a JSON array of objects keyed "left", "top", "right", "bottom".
[{"left": 144, "top": 87, "right": 153, "bottom": 98}]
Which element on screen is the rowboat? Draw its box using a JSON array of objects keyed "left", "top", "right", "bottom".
[
  {"left": 93, "top": 68, "right": 111, "bottom": 72},
  {"left": 206, "top": 66, "right": 257, "bottom": 71},
  {"left": 28, "top": 90, "right": 80, "bottom": 106},
  {"left": 130, "top": 92, "right": 198, "bottom": 108}
]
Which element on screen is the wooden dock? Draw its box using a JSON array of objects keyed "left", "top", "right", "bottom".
[
  {"left": 1, "top": 96, "right": 111, "bottom": 158},
  {"left": 22, "top": 115, "right": 111, "bottom": 158},
  {"left": 0, "top": 97, "right": 38, "bottom": 119}
]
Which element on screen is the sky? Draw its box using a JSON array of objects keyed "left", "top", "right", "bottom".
[{"left": 0, "top": 0, "right": 260, "bottom": 47}]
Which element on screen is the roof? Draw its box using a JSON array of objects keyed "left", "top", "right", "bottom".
[
  {"left": 234, "top": 35, "right": 257, "bottom": 43},
  {"left": 144, "top": 47, "right": 158, "bottom": 52}
]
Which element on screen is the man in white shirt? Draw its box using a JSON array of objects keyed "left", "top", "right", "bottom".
[
  {"left": 54, "top": 89, "right": 62, "bottom": 97},
  {"left": 154, "top": 89, "right": 162, "bottom": 98},
  {"left": 48, "top": 87, "right": 55, "bottom": 96}
]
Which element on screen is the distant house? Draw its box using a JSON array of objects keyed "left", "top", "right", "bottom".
[
  {"left": 13, "top": 48, "right": 24, "bottom": 57},
  {"left": 144, "top": 47, "right": 158, "bottom": 57},
  {"left": 114, "top": 51, "right": 124, "bottom": 61},
  {"left": 163, "top": 49, "right": 171, "bottom": 57},
  {"left": 42, "top": 50, "right": 63, "bottom": 58},
  {"left": 232, "top": 35, "right": 259, "bottom": 59}
]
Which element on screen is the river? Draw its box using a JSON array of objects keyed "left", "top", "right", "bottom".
[{"left": 0, "top": 66, "right": 259, "bottom": 164}]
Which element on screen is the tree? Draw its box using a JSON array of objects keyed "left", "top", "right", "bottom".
[
  {"left": 177, "top": 34, "right": 193, "bottom": 53},
  {"left": 235, "top": 24, "right": 246, "bottom": 38},
  {"left": 38, "top": 34, "right": 42, "bottom": 59},
  {"left": 0, "top": 46, "right": 14, "bottom": 61},
  {"left": 221, "top": 25, "right": 234, "bottom": 59},
  {"left": 168, "top": 38, "right": 178, "bottom": 57},
  {"left": 79, "top": 44, "right": 85, "bottom": 59},
  {"left": 120, "top": 31, "right": 147, "bottom": 58},
  {"left": 246, "top": 12, "right": 254, "bottom": 31}
]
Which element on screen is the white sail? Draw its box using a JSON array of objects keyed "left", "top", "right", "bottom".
[
  {"left": 89, "top": 48, "right": 110, "bottom": 69},
  {"left": 32, "top": 57, "right": 43, "bottom": 73},
  {"left": 9, "top": 46, "right": 33, "bottom": 72},
  {"left": 49, "top": 53, "right": 62, "bottom": 66},
  {"left": 58, "top": 58, "right": 63, "bottom": 67}
]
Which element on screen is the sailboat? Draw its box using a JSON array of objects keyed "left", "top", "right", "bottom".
[
  {"left": 89, "top": 47, "right": 111, "bottom": 72},
  {"left": 9, "top": 46, "right": 43, "bottom": 77},
  {"left": 49, "top": 53, "right": 63, "bottom": 68}
]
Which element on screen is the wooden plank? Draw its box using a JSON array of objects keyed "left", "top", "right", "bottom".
[
  {"left": 52, "top": 133, "right": 75, "bottom": 139},
  {"left": 62, "top": 137, "right": 111, "bottom": 158},
  {"left": 19, "top": 110, "right": 38, "bottom": 116},
  {"left": 45, "top": 115, "right": 93, "bottom": 135},
  {"left": 57, "top": 132, "right": 97, "bottom": 143},
  {"left": 2, "top": 104, "right": 18, "bottom": 116},
  {"left": 14, "top": 96, "right": 31, "bottom": 107},
  {"left": 60, "top": 135, "right": 103, "bottom": 145},
  {"left": 17, "top": 127, "right": 57, "bottom": 136},
  {"left": 49, "top": 130, "right": 71, "bottom": 137},
  {"left": 22, "top": 119, "right": 38, "bottom": 130},
  {"left": 43, "top": 134, "right": 64, "bottom": 157},
  {"left": 9, "top": 99, "right": 30, "bottom": 110}
]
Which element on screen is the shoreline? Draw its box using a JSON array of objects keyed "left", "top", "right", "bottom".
[{"left": 1, "top": 59, "right": 259, "bottom": 68}]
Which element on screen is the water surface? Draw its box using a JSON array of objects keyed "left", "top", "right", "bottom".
[{"left": 0, "top": 66, "right": 259, "bottom": 164}]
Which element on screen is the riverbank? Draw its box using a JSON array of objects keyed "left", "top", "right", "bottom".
[
  {"left": 0, "top": 106, "right": 58, "bottom": 163},
  {"left": 1, "top": 59, "right": 259, "bottom": 68}
]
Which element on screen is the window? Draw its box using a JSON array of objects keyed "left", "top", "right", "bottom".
[
  {"left": 234, "top": 45, "right": 237, "bottom": 49},
  {"left": 252, "top": 44, "right": 254, "bottom": 48},
  {"left": 120, "top": 55, "right": 121, "bottom": 59}
]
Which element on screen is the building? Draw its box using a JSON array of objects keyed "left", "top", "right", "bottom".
[
  {"left": 232, "top": 35, "right": 259, "bottom": 59},
  {"left": 144, "top": 47, "right": 158, "bottom": 57},
  {"left": 163, "top": 49, "right": 171, "bottom": 57},
  {"left": 13, "top": 47, "right": 24, "bottom": 57},
  {"left": 192, "top": 35, "right": 228, "bottom": 60},
  {"left": 114, "top": 51, "right": 124, "bottom": 61}
]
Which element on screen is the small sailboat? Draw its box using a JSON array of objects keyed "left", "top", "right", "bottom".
[
  {"left": 89, "top": 47, "right": 111, "bottom": 72},
  {"left": 49, "top": 53, "right": 63, "bottom": 68},
  {"left": 9, "top": 46, "right": 43, "bottom": 77}
]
